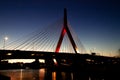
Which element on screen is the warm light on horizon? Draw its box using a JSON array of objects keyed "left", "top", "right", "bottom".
[
  {"left": 4, "top": 59, "right": 45, "bottom": 63},
  {"left": 8, "top": 59, "right": 35, "bottom": 63}
]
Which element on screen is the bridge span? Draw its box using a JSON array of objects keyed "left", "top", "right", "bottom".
[{"left": 0, "top": 50, "right": 120, "bottom": 69}]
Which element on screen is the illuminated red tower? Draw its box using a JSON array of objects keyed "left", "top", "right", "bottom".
[{"left": 55, "top": 8, "right": 78, "bottom": 54}]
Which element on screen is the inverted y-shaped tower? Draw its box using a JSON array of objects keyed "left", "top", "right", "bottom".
[{"left": 55, "top": 8, "right": 78, "bottom": 54}]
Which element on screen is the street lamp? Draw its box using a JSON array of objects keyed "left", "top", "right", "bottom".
[{"left": 3, "top": 36, "right": 8, "bottom": 49}]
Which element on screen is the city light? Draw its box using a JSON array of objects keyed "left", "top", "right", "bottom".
[
  {"left": 3, "top": 36, "right": 8, "bottom": 49},
  {"left": 4, "top": 36, "right": 8, "bottom": 41}
]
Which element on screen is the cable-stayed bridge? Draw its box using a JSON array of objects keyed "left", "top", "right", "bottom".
[
  {"left": 0, "top": 9, "right": 120, "bottom": 71},
  {"left": 3, "top": 9, "right": 85, "bottom": 53}
]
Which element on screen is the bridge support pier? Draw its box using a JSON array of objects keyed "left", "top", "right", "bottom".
[
  {"left": 31, "top": 58, "right": 40, "bottom": 68},
  {"left": 45, "top": 57, "right": 54, "bottom": 68},
  {"left": 35, "top": 58, "right": 39, "bottom": 63}
]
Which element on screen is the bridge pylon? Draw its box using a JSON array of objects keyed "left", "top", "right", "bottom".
[{"left": 55, "top": 8, "right": 78, "bottom": 53}]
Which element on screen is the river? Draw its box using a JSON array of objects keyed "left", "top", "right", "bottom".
[{"left": 0, "top": 68, "right": 119, "bottom": 80}]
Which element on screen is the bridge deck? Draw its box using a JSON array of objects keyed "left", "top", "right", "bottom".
[{"left": 0, "top": 50, "right": 119, "bottom": 64}]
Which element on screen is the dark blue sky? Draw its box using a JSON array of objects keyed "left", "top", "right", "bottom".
[{"left": 0, "top": 0, "right": 120, "bottom": 56}]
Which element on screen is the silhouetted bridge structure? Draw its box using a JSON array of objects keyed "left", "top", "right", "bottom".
[
  {"left": 0, "top": 49, "right": 120, "bottom": 69},
  {"left": 0, "top": 9, "right": 120, "bottom": 74}
]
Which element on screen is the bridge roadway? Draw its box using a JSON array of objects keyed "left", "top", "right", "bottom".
[{"left": 0, "top": 49, "right": 120, "bottom": 65}]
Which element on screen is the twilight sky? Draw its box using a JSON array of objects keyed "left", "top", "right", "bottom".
[{"left": 0, "top": 0, "right": 120, "bottom": 56}]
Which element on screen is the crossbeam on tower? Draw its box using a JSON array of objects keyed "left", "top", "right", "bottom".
[{"left": 55, "top": 8, "right": 78, "bottom": 54}]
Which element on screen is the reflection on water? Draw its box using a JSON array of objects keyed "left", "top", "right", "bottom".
[
  {"left": 0, "top": 68, "right": 99, "bottom": 80},
  {"left": 0, "top": 69, "right": 74, "bottom": 80},
  {"left": 0, "top": 68, "right": 119, "bottom": 80},
  {"left": 0, "top": 69, "right": 45, "bottom": 80}
]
